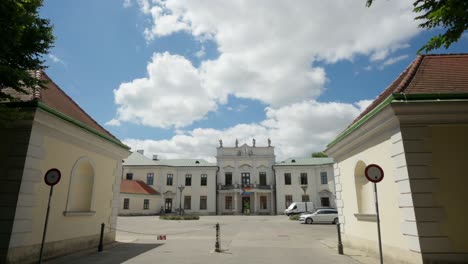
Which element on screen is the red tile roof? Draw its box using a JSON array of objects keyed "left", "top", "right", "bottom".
[
  {"left": 350, "top": 54, "right": 468, "bottom": 128},
  {"left": 120, "top": 179, "right": 160, "bottom": 195},
  {"left": 38, "top": 72, "right": 119, "bottom": 140},
  {"left": 4, "top": 70, "right": 121, "bottom": 142}
]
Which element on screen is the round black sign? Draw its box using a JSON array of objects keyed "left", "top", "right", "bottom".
[{"left": 44, "top": 168, "right": 61, "bottom": 186}]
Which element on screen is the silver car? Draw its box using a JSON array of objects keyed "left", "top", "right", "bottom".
[{"left": 299, "top": 209, "right": 338, "bottom": 224}]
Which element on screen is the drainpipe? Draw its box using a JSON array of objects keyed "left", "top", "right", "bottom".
[
  {"left": 215, "top": 166, "right": 220, "bottom": 215},
  {"left": 272, "top": 166, "right": 277, "bottom": 215}
]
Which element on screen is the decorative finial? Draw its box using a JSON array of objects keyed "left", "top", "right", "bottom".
[
  {"left": 219, "top": 139, "right": 223, "bottom": 148},
  {"left": 252, "top": 138, "right": 256, "bottom": 147},
  {"left": 235, "top": 139, "right": 239, "bottom": 148},
  {"left": 268, "top": 138, "right": 271, "bottom": 147}
]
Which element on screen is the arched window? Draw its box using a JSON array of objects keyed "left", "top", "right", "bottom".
[
  {"left": 354, "top": 160, "right": 374, "bottom": 214},
  {"left": 65, "top": 157, "right": 95, "bottom": 214}
]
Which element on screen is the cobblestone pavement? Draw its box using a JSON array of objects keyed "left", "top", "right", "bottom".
[{"left": 47, "top": 215, "right": 367, "bottom": 264}]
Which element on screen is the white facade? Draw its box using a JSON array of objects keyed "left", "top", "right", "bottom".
[
  {"left": 274, "top": 161, "right": 335, "bottom": 214},
  {"left": 122, "top": 143, "right": 336, "bottom": 216},
  {"left": 122, "top": 152, "right": 217, "bottom": 215},
  {"left": 217, "top": 143, "right": 276, "bottom": 215}
]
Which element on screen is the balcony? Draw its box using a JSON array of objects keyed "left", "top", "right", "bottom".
[{"left": 217, "top": 183, "right": 273, "bottom": 190}]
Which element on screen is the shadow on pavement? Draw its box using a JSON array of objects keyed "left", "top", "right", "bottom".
[{"left": 48, "top": 242, "right": 163, "bottom": 264}]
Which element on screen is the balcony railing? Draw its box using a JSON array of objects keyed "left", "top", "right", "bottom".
[{"left": 217, "top": 183, "right": 272, "bottom": 190}]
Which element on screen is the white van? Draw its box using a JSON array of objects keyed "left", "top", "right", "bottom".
[{"left": 284, "top": 202, "right": 315, "bottom": 216}]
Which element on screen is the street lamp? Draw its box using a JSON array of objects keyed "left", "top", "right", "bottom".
[
  {"left": 301, "top": 185, "right": 308, "bottom": 213},
  {"left": 178, "top": 185, "right": 185, "bottom": 215}
]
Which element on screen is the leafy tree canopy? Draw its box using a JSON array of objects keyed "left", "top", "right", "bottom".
[
  {"left": 0, "top": 0, "right": 54, "bottom": 101},
  {"left": 366, "top": 0, "right": 468, "bottom": 53},
  {"left": 312, "top": 152, "right": 328, "bottom": 158}
]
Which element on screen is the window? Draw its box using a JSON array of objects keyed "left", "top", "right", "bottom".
[
  {"left": 260, "top": 196, "right": 267, "bottom": 209},
  {"left": 123, "top": 198, "right": 129, "bottom": 209},
  {"left": 300, "top": 173, "right": 308, "bottom": 185},
  {"left": 225, "top": 196, "right": 233, "bottom": 209},
  {"left": 126, "top": 173, "right": 133, "bottom": 180},
  {"left": 201, "top": 174, "right": 207, "bottom": 186},
  {"left": 284, "top": 173, "right": 291, "bottom": 185},
  {"left": 302, "top": 195, "right": 310, "bottom": 202},
  {"left": 225, "top": 172, "right": 232, "bottom": 185},
  {"left": 147, "top": 173, "right": 154, "bottom": 185},
  {"left": 185, "top": 174, "right": 192, "bottom": 186},
  {"left": 166, "top": 174, "right": 173, "bottom": 186},
  {"left": 200, "top": 196, "right": 207, "bottom": 210},
  {"left": 285, "top": 195, "right": 293, "bottom": 208},
  {"left": 184, "top": 196, "right": 191, "bottom": 210},
  {"left": 259, "top": 172, "right": 267, "bottom": 185},
  {"left": 321, "top": 197, "right": 330, "bottom": 207},
  {"left": 241, "top": 173, "right": 250, "bottom": 185},
  {"left": 321, "top": 172, "right": 328, "bottom": 184},
  {"left": 143, "top": 199, "right": 149, "bottom": 210}
]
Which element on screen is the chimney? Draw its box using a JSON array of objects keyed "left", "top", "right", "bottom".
[
  {"left": 136, "top": 150, "right": 144, "bottom": 155},
  {"left": 152, "top": 155, "right": 158, "bottom": 160}
]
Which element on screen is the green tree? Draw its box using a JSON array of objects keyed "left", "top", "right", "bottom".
[
  {"left": 366, "top": 0, "right": 468, "bottom": 53},
  {"left": 311, "top": 152, "right": 328, "bottom": 158},
  {"left": 0, "top": 0, "right": 54, "bottom": 101}
]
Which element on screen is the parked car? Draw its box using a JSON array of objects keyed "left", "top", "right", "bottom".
[
  {"left": 299, "top": 208, "right": 338, "bottom": 224},
  {"left": 285, "top": 202, "right": 315, "bottom": 216}
]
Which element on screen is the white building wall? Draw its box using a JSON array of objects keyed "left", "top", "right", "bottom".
[
  {"left": 122, "top": 165, "right": 217, "bottom": 215},
  {"left": 119, "top": 194, "right": 159, "bottom": 215},
  {"left": 274, "top": 164, "right": 335, "bottom": 214}
]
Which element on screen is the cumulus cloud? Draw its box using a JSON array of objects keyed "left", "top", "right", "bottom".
[
  {"left": 123, "top": 99, "right": 366, "bottom": 162},
  {"left": 379, "top": 54, "right": 409, "bottom": 70},
  {"left": 111, "top": 52, "right": 218, "bottom": 128},
  {"left": 112, "top": 0, "right": 420, "bottom": 128}
]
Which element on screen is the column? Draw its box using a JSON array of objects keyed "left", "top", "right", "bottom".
[
  {"left": 253, "top": 192, "right": 257, "bottom": 214},
  {"left": 234, "top": 192, "right": 238, "bottom": 214}
]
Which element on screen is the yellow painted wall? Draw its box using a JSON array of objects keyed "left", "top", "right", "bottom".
[
  {"left": 339, "top": 137, "right": 408, "bottom": 250},
  {"left": 24, "top": 135, "right": 118, "bottom": 245},
  {"left": 432, "top": 125, "right": 468, "bottom": 252}
]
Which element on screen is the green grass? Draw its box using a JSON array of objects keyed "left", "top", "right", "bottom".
[
  {"left": 159, "top": 215, "right": 200, "bottom": 220},
  {"left": 289, "top": 215, "right": 300, "bottom": 220}
]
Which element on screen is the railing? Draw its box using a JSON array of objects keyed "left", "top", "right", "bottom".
[{"left": 217, "top": 184, "right": 273, "bottom": 190}]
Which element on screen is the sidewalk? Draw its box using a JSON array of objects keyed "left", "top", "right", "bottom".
[{"left": 320, "top": 239, "right": 380, "bottom": 264}]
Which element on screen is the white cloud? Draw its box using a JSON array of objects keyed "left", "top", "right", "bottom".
[
  {"left": 113, "top": 0, "right": 421, "bottom": 129},
  {"left": 227, "top": 104, "right": 247, "bottom": 112},
  {"left": 123, "top": 0, "right": 132, "bottom": 8},
  {"left": 195, "top": 46, "right": 206, "bottom": 59},
  {"left": 355, "top": 99, "right": 374, "bottom": 112},
  {"left": 379, "top": 54, "right": 409, "bottom": 70},
  {"left": 124, "top": 100, "right": 365, "bottom": 162},
  {"left": 48, "top": 54, "right": 65, "bottom": 65},
  {"left": 105, "top": 118, "right": 121, "bottom": 126},
  {"left": 111, "top": 52, "right": 218, "bottom": 128}
]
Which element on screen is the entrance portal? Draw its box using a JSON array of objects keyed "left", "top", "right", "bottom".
[
  {"left": 165, "top": 198, "right": 172, "bottom": 213},
  {"left": 242, "top": 196, "right": 250, "bottom": 214}
]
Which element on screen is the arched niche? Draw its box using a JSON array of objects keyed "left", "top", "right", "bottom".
[
  {"left": 354, "top": 160, "right": 374, "bottom": 214},
  {"left": 64, "top": 157, "right": 96, "bottom": 215}
]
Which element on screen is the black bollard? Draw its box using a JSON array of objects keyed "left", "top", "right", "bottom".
[
  {"left": 337, "top": 222, "right": 344, "bottom": 255},
  {"left": 215, "top": 223, "right": 221, "bottom": 252},
  {"left": 98, "top": 223, "right": 105, "bottom": 252}
]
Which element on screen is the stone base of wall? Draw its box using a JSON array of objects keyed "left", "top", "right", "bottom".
[
  {"left": 422, "top": 253, "right": 468, "bottom": 264},
  {"left": 7, "top": 232, "right": 115, "bottom": 264},
  {"left": 343, "top": 235, "right": 423, "bottom": 264}
]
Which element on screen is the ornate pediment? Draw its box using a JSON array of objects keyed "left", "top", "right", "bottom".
[
  {"left": 239, "top": 164, "right": 253, "bottom": 169},
  {"left": 256, "top": 165, "right": 269, "bottom": 170},
  {"left": 223, "top": 165, "right": 235, "bottom": 170}
]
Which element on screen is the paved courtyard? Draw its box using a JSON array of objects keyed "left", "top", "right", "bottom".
[{"left": 48, "top": 215, "right": 364, "bottom": 264}]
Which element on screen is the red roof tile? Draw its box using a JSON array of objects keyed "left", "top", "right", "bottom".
[
  {"left": 350, "top": 54, "right": 468, "bottom": 128},
  {"left": 120, "top": 179, "right": 160, "bottom": 195},
  {"left": 4, "top": 70, "right": 121, "bottom": 142}
]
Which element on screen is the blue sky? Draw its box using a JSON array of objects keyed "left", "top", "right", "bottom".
[{"left": 40, "top": 0, "right": 468, "bottom": 161}]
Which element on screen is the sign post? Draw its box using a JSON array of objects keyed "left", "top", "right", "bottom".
[
  {"left": 365, "top": 164, "right": 384, "bottom": 264},
  {"left": 39, "top": 168, "right": 61, "bottom": 264}
]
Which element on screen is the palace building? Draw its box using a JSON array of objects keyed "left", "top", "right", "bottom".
[{"left": 121, "top": 139, "right": 335, "bottom": 215}]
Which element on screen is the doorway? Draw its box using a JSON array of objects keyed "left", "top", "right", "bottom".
[
  {"left": 242, "top": 196, "right": 251, "bottom": 214},
  {"left": 165, "top": 198, "right": 173, "bottom": 213}
]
